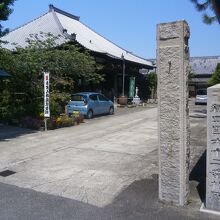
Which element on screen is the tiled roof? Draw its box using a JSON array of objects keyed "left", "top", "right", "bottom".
[
  {"left": 150, "top": 56, "right": 220, "bottom": 75},
  {"left": 1, "top": 11, "right": 65, "bottom": 50},
  {"left": 190, "top": 56, "right": 220, "bottom": 75},
  {"left": 1, "top": 5, "right": 153, "bottom": 68}
]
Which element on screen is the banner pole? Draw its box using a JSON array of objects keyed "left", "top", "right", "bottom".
[
  {"left": 44, "top": 72, "right": 50, "bottom": 132},
  {"left": 44, "top": 118, "right": 47, "bottom": 131}
]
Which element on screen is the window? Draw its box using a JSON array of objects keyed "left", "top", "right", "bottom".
[
  {"left": 71, "top": 95, "right": 86, "bottom": 101},
  {"left": 196, "top": 89, "right": 207, "bottom": 95},
  {"left": 89, "top": 94, "right": 98, "bottom": 101},
  {"left": 98, "top": 94, "right": 108, "bottom": 101}
]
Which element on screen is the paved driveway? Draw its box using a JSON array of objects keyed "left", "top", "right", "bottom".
[
  {"left": 0, "top": 104, "right": 217, "bottom": 220},
  {"left": 0, "top": 107, "right": 158, "bottom": 207}
]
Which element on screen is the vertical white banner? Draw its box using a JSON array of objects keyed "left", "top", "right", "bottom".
[{"left": 44, "top": 72, "right": 50, "bottom": 117}]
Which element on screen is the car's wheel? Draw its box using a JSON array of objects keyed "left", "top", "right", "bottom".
[
  {"left": 109, "top": 106, "right": 114, "bottom": 115},
  {"left": 87, "top": 109, "right": 93, "bottom": 119}
]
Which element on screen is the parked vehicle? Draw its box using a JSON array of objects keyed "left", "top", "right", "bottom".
[
  {"left": 67, "top": 92, "right": 114, "bottom": 119},
  {"left": 195, "top": 89, "right": 207, "bottom": 105}
]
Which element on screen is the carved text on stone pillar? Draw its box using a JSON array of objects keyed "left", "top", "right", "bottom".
[{"left": 206, "top": 84, "right": 220, "bottom": 212}]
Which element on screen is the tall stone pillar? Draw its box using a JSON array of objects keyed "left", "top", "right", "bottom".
[
  {"left": 157, "top": 21, "right": 190, "bottom": 206},
  {"left": 206, "top": 84, "right": 220, "bottom": 212}
]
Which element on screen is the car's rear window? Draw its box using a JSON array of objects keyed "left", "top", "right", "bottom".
[
  {"left": 196, "top": 89, "right": 207, "bottom": 95},
  {"left": 71, "top": 95, "right": 86, "bottom": 101}
]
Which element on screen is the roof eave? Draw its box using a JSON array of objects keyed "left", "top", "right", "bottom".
[{"left": 49, "top": 4, "right": 80, "bottom": 21}]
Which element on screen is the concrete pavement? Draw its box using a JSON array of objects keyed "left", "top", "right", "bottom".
[
  {"left": 0, "top": 104, "right": 218, "bottom": 219},
  {"left": 0, "top": 107, "right": 157, "bottom": 208}
]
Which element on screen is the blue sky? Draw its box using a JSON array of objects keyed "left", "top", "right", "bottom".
[{"left": 2, "top": 0, "right": 220, "bottom": 59}]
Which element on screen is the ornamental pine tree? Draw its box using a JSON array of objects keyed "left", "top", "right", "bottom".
[
  {"left": 0, "top": 0, "right": 15, "bottom": 37},
  {"left": 191, "top": 0, "right": 220, "bottom": 24},
  {"left": 208, "top": 63, "right": 220, "bottom": 86}
]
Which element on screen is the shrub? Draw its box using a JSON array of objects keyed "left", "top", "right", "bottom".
[
  {"left": 56, "top": 115, "right": 72, "bottom": 127},
  {"left": 45, "top": 117, "right": 55, "bottom": 130},
  {"left": 70, "top": 112, "right": 84, "bottom": 124},
  {"left": 9, "top": 111, "right": 84, "bottom": 130},
  {"left": 20, "top": 116, "right": 43, "bottom": 129}
]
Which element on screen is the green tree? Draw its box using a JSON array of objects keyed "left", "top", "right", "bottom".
[
  {"left": 191, "top": 0, "right": 220, "bottom": 24},
  {"left": 208, "top": 63, "right": 220, "bottom": 86},
  {"left": 0, "top": 0, "right": 15, "bottom": 37},
  {"left": 147, "top": 72, "right": 157, "bottom": 99},
  {"left": 0, "top": 33, "right": 103, "bottom": 120}
]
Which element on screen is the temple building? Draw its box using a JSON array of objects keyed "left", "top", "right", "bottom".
[
  {"left": 1, "top": 5, "right": 154, "bottom": 100},
  {"left": 150, "top": 55, "right": 220, "bottom": 97},
  {"left": 189, "top": 55, "right": 220, "bottom": 96}
]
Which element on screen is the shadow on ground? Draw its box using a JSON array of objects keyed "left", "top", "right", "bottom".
[
  {"left": 0, "top": 125, "right": 37, "bottom": 141},
  {"left": 1, "top": 173, "right": 215, "bottom": 220},
  {"left": 189, "top": 151, "right": 206, "bottom": 202}
]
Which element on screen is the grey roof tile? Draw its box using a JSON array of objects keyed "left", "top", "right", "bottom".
[
  {"left": 149, "top": 56, "right": 220, "bottom": 75},
  {"left": 1, "top": 5, "right": 153, "bottom": 67},
  {"left": 1, "top": 12, "right": 65, "bottom": 50},
  {"left": 190, "top": 56, "right": 220, "bottom": 75}
]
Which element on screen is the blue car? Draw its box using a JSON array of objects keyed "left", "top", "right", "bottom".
[{"left": 67, "top": 92, "right": 114, "bottom": 119}]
